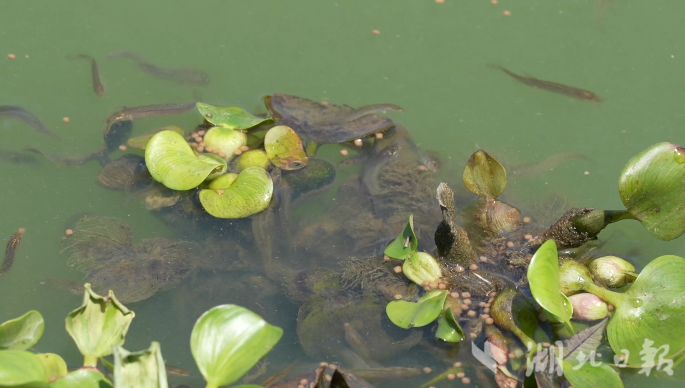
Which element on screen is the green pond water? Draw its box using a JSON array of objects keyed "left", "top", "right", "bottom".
[{"left": 1, "top": 1, "right": 684, "bottom": 387}]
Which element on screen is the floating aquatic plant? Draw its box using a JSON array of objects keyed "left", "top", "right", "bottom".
[
  {"left": 145, "top": 129, "right": 227, "bottom": 191},
  {"left": 264, "top": 125, "right": 308, "bottom": 170},
  {"left": 199, "top": 166, "right": 273, "bottom": 219},
  {"left": 196, "top": 102, "right": 272, "bottom": 130}
]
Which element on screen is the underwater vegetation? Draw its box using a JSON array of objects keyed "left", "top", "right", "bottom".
[{"left": 6, "top": 91, "right": 685, "bottom": 388}]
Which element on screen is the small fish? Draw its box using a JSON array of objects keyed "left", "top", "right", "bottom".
[
  {"left": 0, "top": 149, "right": 38, "bottom": 164},
  {"left": 104, "top": 103, "right": 196, "bottom": 128},
  {"left": 164, "top": 364, "right": 191, "bottom": 377},
  {"left": 0, "top": 106, "right": 59, "bottom": 138},
  {"left": 361, "top": 143, "right": 400, "bottom": 195},
  {"left": 511, "top": 152, "right": 588, "bottom": 176},
  {"left": 261, "top": 362, "right": 297, "bottom": 388},
  {"left": 107, "top": 51, "right": 210, "bottom": 85},
  {"left": 39, "top": 278, "right": 83, "bottom": 295},
  {"left": 69, "top": 54, "right": 106, "bottom": 97},
  {"left": 491, "top": 65, "right": 602, "bottom": 102},
  {"left": 317, "top": 103, "right": 403, "bottom": 125},
  {"left": 24, "top": 145, "right": 104, "bottom": 166},
  {"left": 1, "top": 228, "right": 25, "bottom": 276}
]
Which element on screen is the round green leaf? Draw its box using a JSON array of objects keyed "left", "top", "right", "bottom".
[
  {"left": 199, "top": 166, "right": 273, "bottom": 219},
  {"left": 607, "top": 255, "right": 685, "bottom": 366},
  {"left": 264, "top": 125, "right": 308, "bottom": 170},
  {"left": 386, "top": 289, "right": 448, "bottom": 329},
  {"left": 435, "top": 307, "right": 465, "bottom": 342},
  {"left": 462, "top": 150, "right": 507, "bottom": 199},
  {"left": 203, "top": 126, "right": 247, "bottom": 161},
  {"left": 145, "top": 129, "right": 227, "bottom": 191},
  {"left": 384, "top": 214, "right": 418, "bottom": 260},
  {"left": 49, "top": 369, "right": 111, "bottom": 388},
  {"left": 0, "top": 350, "right": 48, "bottom": 386},
  {"left": 0, "top": 310, "right": 45, "bottom": 350},
  {"left": 190, "top": 304, "right": 283, "bottom": 388},
  {"left": 527, "top": 240, "right": 573, "bottom": 332},
  {"left": 619, "top": 142, "right": 685, "bottom": 240},
  {"left": 236, "top": 150, "right": 271, "bottom": 172},
  {"left": 562, "top": 361, "right": 623, "bottom": 388},
  {"left": 36, "top": 354, "right": 67, "bottom": 382},
  {"left": 196, "top": 103, "right": 272, "bottom": 130}
]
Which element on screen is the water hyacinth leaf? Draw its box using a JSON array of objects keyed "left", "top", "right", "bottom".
[
  {"left": 263, "top": 94, "right": 396, "bottom": 144},
  {"left": 619, "top": 142, "right": 685, "bottom": 240},
  {"left": 190, "top": 304, "right": 283, "bottom": 388},
  {"left": 126, "top": 126, "right": 184, "bottom": 149},
  {"left": 264, "top": 125, "right": 308, "bottom": 170},
  {"left": 386, "top": 290, "right": 448, "bottom": 329},
  {"left": 208, "top": 173, "right": 238, "bottom": 190},
  {"left": 607, "top": 255, "right": 685, "bottom": 366},
  {"left": 145, "top": 130, "right": 226, "bottom": 190},
  {"left": 236, "top": 149, "right": 271, "bottom": 172},
  {"left": 402, "top": 252, "right": 442, "bottom": 285},
  {"left": 113, "top": 342, "right": 167, "bottom": 388},
  {"left": 0, "top": 310, "right": 44, "bottom": 351},
  {"left": 203, "top": 126, "right": 247, "bottom": 161},
  {"left": 384, "top": 214, "right": 418, "bottom": 260},
  {"left": 435, "top": 307, "right": 465, "bottom": 342},
  {"left": 199, "top": 166, "right": 273, "bottom": 219},
  {"left": 490, "top": 288, "right": 537, "bottom": 345},
  {"left": 462, "top": 150, "right": 507, "bottom": 199},
  {"left": 50, "top": 368, "right": 112, "bottom": 388},
  {"left": 65, "top": 284, "right": 135, "bottom": 367},
  {"left": 196, "top": 103, "right": 272, "bottom": 130},
  {"left": 527, "top": 240, "right": 573, "bottom": 332},
  {"left": 0, "top": 350, "right": 48, "bottom": 385},
  {"left": 36, "top": 353, "right": 68, "bottom": 382},
  {"left": 562, "top": 361, "right": 623, "bottom": 388}
]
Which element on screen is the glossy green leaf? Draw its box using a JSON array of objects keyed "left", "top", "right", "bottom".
[
  {"left": 50, "top": 369, "right": 112, "bottom": 388},
  {"left": 196, "top": 103, "right": 272, "bottom": 130},
  {"left": 619, "top": 142, "right": 685, "bottom": 240},
  {"left": 462, "top": 150, "right": 507, "bottom": 199},
  {"left": 36, "top": 353, "right": 68, "bottom": 382},
  {"left": 386, "top": 289, "right": 448, "bottom": 329},
  {"left": 490, "top": 288, "right": 538, "bottom": 345},
  {"left": 190, "top": 304, "right": 283, "bottom": 388},
  {"left": 384, "top": 214, "right": 418, "bottom": 260},
  {"left": 126, "top": 126, "right": 184, "bottom": 149},
  {"left": 562, "top": 361, "right": 623, "bottom": 388},
  {"left": 236, "top": 149, "right": 271, "bottom": 172},
  {"left": 0, "top": 350, "right": 48, "bottom": 386},
  {"left": 607, "top": 255, "right": 685, "bottom": 366},
  {"left": 145, "top": 129, "right": 227, "bottom": 191},
  {"left": 113, "top": 342, "right": 167, "bottom": 388},
  {"left": 527, "top": 240, "right": 573, "bottom": 332},
  {"left": 199, "top": 166, "right": 273, "bottom": 219},
  {"left": 435, "top": 307, "right": 465, "bottom": 342},
  {"left": 65, "top": 283, "right": 135, "bottom": 367},
  {"left": 402, "top": 252, "right": 442, "bottom": 285},
  {"left": 203, "top": 126, "right": 247, "bottom": 160},
  {"left": 264, "top": 125, "right": 308, "bottom": 170},
  {"left": 0, "top": 310, "right": 44, "bottom": 350},
  {"left": 207, "top": 173, "right": 238, "bottom": 190}
]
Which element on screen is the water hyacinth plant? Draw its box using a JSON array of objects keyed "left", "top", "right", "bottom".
[{"left": 0, "top": 284, "right": 282, "bottom": 388}]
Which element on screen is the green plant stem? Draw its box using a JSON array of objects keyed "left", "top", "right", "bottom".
[
  {"left": 604, "top": 209, "right": 636, "bottom": 225},
  {"left": 582, "top": 282, "right": 623, "bottom": 307},
  {"left": 83, "top": 354, "right": 99, "bottom": 368},
  {"left": 204, "top": 382, "right": 219, "bottom": 388}
]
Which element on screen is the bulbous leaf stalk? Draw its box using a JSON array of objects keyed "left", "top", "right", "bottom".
[
  {"left": 589, "top": 256, "right": 636, "bottom": 288},
  {"left": 403, "top": 252, "right": 442, "bottom": 285},
  {"left": 568, "top": 293, "right": 609, "bottom": 321}
]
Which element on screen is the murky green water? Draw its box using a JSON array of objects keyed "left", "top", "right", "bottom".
[{"left": 1, "top": 1, "right": 684, "bottom": 387}]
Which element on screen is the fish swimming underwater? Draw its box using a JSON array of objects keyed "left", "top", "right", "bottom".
[{"left": 491, "top": 65, "right": 602, "bottom": 102}]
